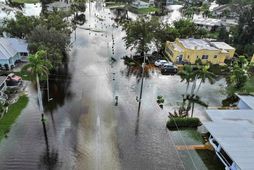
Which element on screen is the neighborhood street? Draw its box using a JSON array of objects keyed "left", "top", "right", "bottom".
[{"left": 0, "top": 1, "right": 227, "bottom": 170}]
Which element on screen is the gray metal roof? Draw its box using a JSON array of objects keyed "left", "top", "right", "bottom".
[
  {"left": 0, "top": 38, "right": 28, "bottom": 60},
  {"left": 237, "top": 95, "right": 254, "bottom": 110},
  {"left": 204, "top": 122, "right": 254, "bottom": 170},
  {"left": 204, "top": 102, "right": 254, "bottom": 170}
]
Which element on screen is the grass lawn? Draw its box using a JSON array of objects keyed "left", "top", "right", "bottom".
[
  {"left": 0, "top": 95, "right": 29, "bottom": 142},
  {"left": 11, "top": 0, "right": 39, "bottom": 3}
]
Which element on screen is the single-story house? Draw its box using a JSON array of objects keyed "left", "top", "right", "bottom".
[
  {"left": 203, "top": 95, "right": 254, "bottom": 170},
  {"left": 131, "top": 0, "right": 150, "bottom": 9},
  {"left": 211, "top": 4, "right": 240, "bottom": 19},
  {"left": 193, "top": 17, "right": 238, "bottom": 31},
  {"left": 0, "top": 38, "right": 29, "bottom": 69}
]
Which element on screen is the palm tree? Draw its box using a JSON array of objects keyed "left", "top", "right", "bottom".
[
  {"left": 185, "top": 95, "right": 208, "bottom": 117},
  {"left": 178, "top": 65, "right": 194, "bottom": 98},
  {"left": 24, "top": 50, "right": 52, "bottom": 114},
  {"left": 195, "top": 64, "right": 216, "bottom": 96}
]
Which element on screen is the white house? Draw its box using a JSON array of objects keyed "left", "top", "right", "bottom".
[
  {"left": 0, "top": 38, "right": 28, "bottom": 69},
  {"left": 193, "top": 17, "right": 238, "bottom": 31},
  {"left": 203, "top": 95, "right": 254, "bottom": 170},
  {"left": 131, "top": 0, "right": 150, "bottom": 9}
]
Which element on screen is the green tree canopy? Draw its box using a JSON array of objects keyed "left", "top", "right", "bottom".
[
  {"left": 3, "top": 12, "right": 39, "bottom": 38},
  {"left": 122, "top": 17, "right": 160, "bottom": 55}
]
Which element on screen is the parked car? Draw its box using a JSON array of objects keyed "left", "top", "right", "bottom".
[
  {"left": 6, "top": 73, "right": 22, "bottom": 86},
  {"left": 161, "top": 64, "right": 178, "bottom": 75},
  {"left": 154, "top": 60, "right": 168, "bottom": 67}
]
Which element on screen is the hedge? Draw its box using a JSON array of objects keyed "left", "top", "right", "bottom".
[{"left": 166, "top": 117, "right": 201, "bottom": 130}]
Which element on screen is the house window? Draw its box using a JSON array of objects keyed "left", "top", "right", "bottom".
[
  {"left": 187, "top": 55, "right": 190, "bottom": 59},
  {"left": 197, "top": 56, "right": 199, "bottom": 58},
  {"left": 214, "top": 55, "right": 217, "bottom": 58},
  {"left": 202, "top": 55, "right": 208, "bottom": 59}
]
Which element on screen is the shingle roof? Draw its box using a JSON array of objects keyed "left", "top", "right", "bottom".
[{"left": 0, "top": 38, "right": 28, "bottom": 60}]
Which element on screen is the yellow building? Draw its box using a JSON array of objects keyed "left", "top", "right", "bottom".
[
  {"left": 251, "top": 55, "right": 254, "bottom": 63},
  {"left": 165, "top": 38, "right": 235, "bottom": 64}
]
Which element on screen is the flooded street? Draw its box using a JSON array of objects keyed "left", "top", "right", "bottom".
[{"left": 0, "top": 1, "right": 227, "bottom": 170}]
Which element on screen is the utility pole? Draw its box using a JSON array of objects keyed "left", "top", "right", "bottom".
[{"left": 137, "top": 54, "right": 146, "bottom": 116}]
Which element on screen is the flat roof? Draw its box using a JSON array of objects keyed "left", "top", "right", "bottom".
[
  {"left": 206, "top": 109, "right": 254, "bottom": 123},
  {"left": 210, "top": 42, "right": 235, "bottom": 50},
  {"left": 204, "top": 122, "right": 254, "bottom": 170},
  {"left": 204, "top": 100, "right": 254, "bottom": 170},
  {"left": 193, "top": 17, "right": 222, "bottom": 26},
  {"left": 179, "top": 39, "right": 218, "bottom": 50},
  {"left": 237, "top": 95, "right": 254, "bottom": 110}
]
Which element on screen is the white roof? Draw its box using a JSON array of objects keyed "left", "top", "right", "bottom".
[
  {"left": 204, "top": 98, "right": 254, "bottom": 170},
  {"left": 46, "top": 1, "right": 71, "bottom": 9},
  {"left": 193, "top": 17, "right": 222, "bottom": 27},
  {"left": 0, "top": 38, "right": 28, "bottom": 60},
  {"left": 237, "top": 95, "right": 254, "bottom": 110},
  {"left": 204, "top": 122, "right": 254, "bottom": 170},
  {"left": 179, "top": 39, "right": 218, "bottom": 50},
  {"left": 210, "top": 42, "right": 235, "bottom": 50}
]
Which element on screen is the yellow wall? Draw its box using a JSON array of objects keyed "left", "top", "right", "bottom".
[
  {"left": 251, "top": 55, "right": 254, "bottom": 63},
  {"left": 165, "top": 41, "right": 182, "bottom": 62},
  {"left": 165, "top": 39, "right": 235, "bottom": 64}
]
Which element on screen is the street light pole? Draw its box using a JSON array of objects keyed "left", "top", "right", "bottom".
[{"left": 137, "top": 54, "right": 146, "bottom": 116}]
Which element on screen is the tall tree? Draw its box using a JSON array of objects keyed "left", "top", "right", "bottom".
[
  {"left": 195, "top": 64, "right": 216, "bottom": 95},
  {"left": 3, "top": 12, "right": 39, "bottom": 38},
  {"left": 122, "top": 17, "right": 159, "bottom": 55},
  {"left": 24, "top": 50, "right": 52, "bottom": 113},
  {"left": 227, "top": 56, "right": 250, "bottom": 95},
  {"left": 178, "top": 65, "right": 194, "bottom": 98},
  {"left": 233, "top": 5, "right": 254, "bottom": 56}
]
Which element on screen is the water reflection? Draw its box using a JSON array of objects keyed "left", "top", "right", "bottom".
[
  {"left": 39, "top": 116, "right": 59, "bottom": 170},
  {"left": 42, "top": 61, "right": 73, "bottom": 113},
  {"left": 123, "top": 56, "right": 159, "bottom": 80}
]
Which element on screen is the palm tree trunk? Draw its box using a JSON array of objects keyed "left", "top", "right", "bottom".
[
  {"left": 195, "top": 80, "right": 203, "bottom": 97},
  {"left": 191, "top": 102, "right": 195, "bottom": 117},
  {"left": 36, "top": 74, "right": 44, "bottom": 113},
  {"left": 191, "top": 76, "right": 197, "bottom": 96},
  {"left": 184, "top": 82, "right": 189, "bottom": 98}
]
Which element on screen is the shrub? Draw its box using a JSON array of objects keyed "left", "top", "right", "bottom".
[{"left": 166, "top": 117, "right": 201, "bottom": 130}]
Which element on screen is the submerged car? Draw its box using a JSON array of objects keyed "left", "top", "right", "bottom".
[
  {"left": 161, "top": 64, "right": 178, "bottom": 75},
  {"left": 154, "top": 60, "right": 168, "bottom": 67}
]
